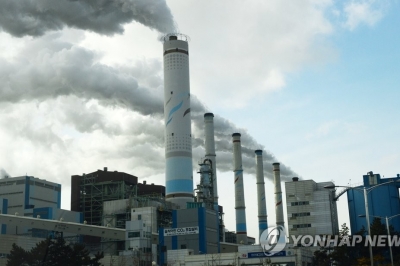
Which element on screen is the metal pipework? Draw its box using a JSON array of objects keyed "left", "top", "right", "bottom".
[
  {"left": 196, "top": 159, "right": 214, "bottom": 210},
  {"left": 273, "top": 162, "right": 284, "bottom": 227},
  {"left": 232, "top": 133, "right": 247, "bottom": 244},
  {"left": 255, "top": 150, "right": 268, "bottom": 237},
  {"left": 204, "top": 113, "right": 218, "bottom": 211}
]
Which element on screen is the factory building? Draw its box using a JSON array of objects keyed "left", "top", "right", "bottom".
[
  {"left": 285, "top": 178, "right": 339, "bottom": 242},
  {"left": 71, "top": 167, "right": 165, "bottom": 227},
  {"left": 346, "top": 172, "right": 400, "bottom": 234},
  {"left": 0, "top": 176, "right": 62, "bottom": 234},
  {"left": 159, "top": 206, "right": 219, "bottom": 265}
]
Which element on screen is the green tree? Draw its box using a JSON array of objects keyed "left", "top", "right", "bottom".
[
  {"left": 355, "top": 217, "right": 400, "bottom": 265},
  {"left": 6, "top": 243, "right": 29, "bottom": 266},
  {"left": 329, "top": 223, "right": 357, "bottom": 266},
  {"left": 6, "top": 237, "right": 103, "bottom": 266},
  {"left": 313, "top": 248, "right": 330, "bottom": 266}
]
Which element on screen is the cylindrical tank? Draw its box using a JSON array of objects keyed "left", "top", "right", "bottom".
[{"left": 163, "top": 34, "right": 193, "bottom": 208}]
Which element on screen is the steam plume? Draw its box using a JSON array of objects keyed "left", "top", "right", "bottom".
[
  {"left": 0, "top": 0, "right": 176, "bottom": 37},
  {"left": 0, "top": 168, "right": 10, "bottom": 179},
  {"left": 0, "top": 37, "right": 296, "bottom": 181}
]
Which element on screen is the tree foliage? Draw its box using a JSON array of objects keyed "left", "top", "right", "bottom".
[
  {"left": 313, "top": 221, "right": 400, "bottom": 266},
  {"left": 6, "top": 237, "right": 103, "bottom": 266}
]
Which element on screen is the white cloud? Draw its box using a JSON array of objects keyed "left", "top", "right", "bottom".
[
  {"left": 343, "top": 0, "right": 385, "bottom": 30},
  {"left": 167, "top": 0, "right": 335, "bottom": 108},
  {"left": 305, "top": 120, "right": 367, "bottom": 140},
  {"left": 262, "top": 69, "right": 286, "bottom": 92},
  {"left": 306, "top": 120, "right": 341, "bottom": 140}
]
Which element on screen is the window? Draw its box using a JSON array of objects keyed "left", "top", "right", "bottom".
[
  {"left": 292, "top": 212, "right": 311, "bottom": 217},
  {"left": 291, "top": 201, "right": 309, "bottom": 206},
  {"left": 293, "top": 224, "right": 311, "bottom": 229},
  {"left": 128, "top": 231, "right": 140, "bottom": 238}
]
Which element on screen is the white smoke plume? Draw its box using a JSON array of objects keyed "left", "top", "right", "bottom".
[
  {"left": 0, "top": 168, "right": 10, "bottom": 179},
  {"left": 0, "top": 35, "right": 297, "bottom": 181},
  {"left": 0, "top": 0, "right": 296, "bottom": 181},
  {"left": 0, "top": 0, "right": 176, "bottom": 37}
]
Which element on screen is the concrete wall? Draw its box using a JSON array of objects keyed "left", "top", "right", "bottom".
[{"left": 286, "top": 179, "right": 338, "bottom": 241}]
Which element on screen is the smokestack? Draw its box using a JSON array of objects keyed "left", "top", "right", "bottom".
[
  {"left": 273, "top": 163, "right": 284, "bottom": 227},
  {"left": 232, "top": 133, "right": 247, "bottom": 244},
  {"left": 204, "top": 113, "right": 218, "bottom": 210},
  {"left": 255, "top": 150, "right": 268, "bottom": 237},
  {"left": 163, "top": 34, "right": 193, "bottom": 209}
]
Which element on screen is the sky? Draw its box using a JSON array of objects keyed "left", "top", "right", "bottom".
[{"left": 0, "top": 0, "right": 399, "bottom": 241}]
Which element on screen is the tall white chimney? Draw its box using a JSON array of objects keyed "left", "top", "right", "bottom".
[
  {"left": 162, "top": 34, "right": 193, "bottom": 209},
  {"left": 232, "top": 133, "right": 247, "bottom": 244},
  {"left": 204, "top": 113, "right": 218, "bottom": 210},
  {"left": 255, "top": 150, "right": 268, "bottom": 237},
  {"left": 273, "top": 162, "right": 284, "bottom": 227}
]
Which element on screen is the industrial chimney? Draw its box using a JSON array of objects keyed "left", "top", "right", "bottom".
[
  {"left": 255, "top": 150, "right": 268, "bottom": 237},
  {"left": 204, "top": 113, "right": 218, "bottom": 210},
  {"left": 162, "top": 34, "right": 193, "bottom": 209},
  {"left": 232, "top": 133, "right": 247, "bottom": 244},
  {"left": 273, "top": 163, "right": 284, "bottom": 227}
]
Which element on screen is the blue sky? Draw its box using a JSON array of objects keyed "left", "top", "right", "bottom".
[{"left": 0, "top": 0, "right": 399, "bottom": 240}]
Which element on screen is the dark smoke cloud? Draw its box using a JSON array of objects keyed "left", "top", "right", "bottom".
[
  {"left": 0, "top": 37, "right": 297, "bottom": 182},
  {"left": 0, "top": 0, "right": 176, "bottom": 37}
]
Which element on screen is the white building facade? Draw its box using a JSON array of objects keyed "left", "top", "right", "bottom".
[{"left": 285, "top": 179, "right": 339, "bottom": 243}]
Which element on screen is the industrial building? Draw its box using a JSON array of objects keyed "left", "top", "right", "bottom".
[
  {"left": 0, "top": 176, "right": 82, "bottom": 236},
  {"left": 285, "top": 178, "right": 339, "bottom": 242},
  {"left": 0, "top": 175, "right": 61, "bottom": 214},
  {"left": 70, "top": 167, "right": 169, "bottom": 254},
  {"left": 0, "top": 176, "right": 63, "bottom": 234},
  {"left": 343, "top": 172, "right": 400, "bottom": 234}
]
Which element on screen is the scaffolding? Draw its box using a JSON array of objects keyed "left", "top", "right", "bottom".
[
  {"left": 80, "top": 173, "right": 136, "bottom": 226},
  {"left": 73, "top": 170, "right": 173, "bottom": 259}
]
